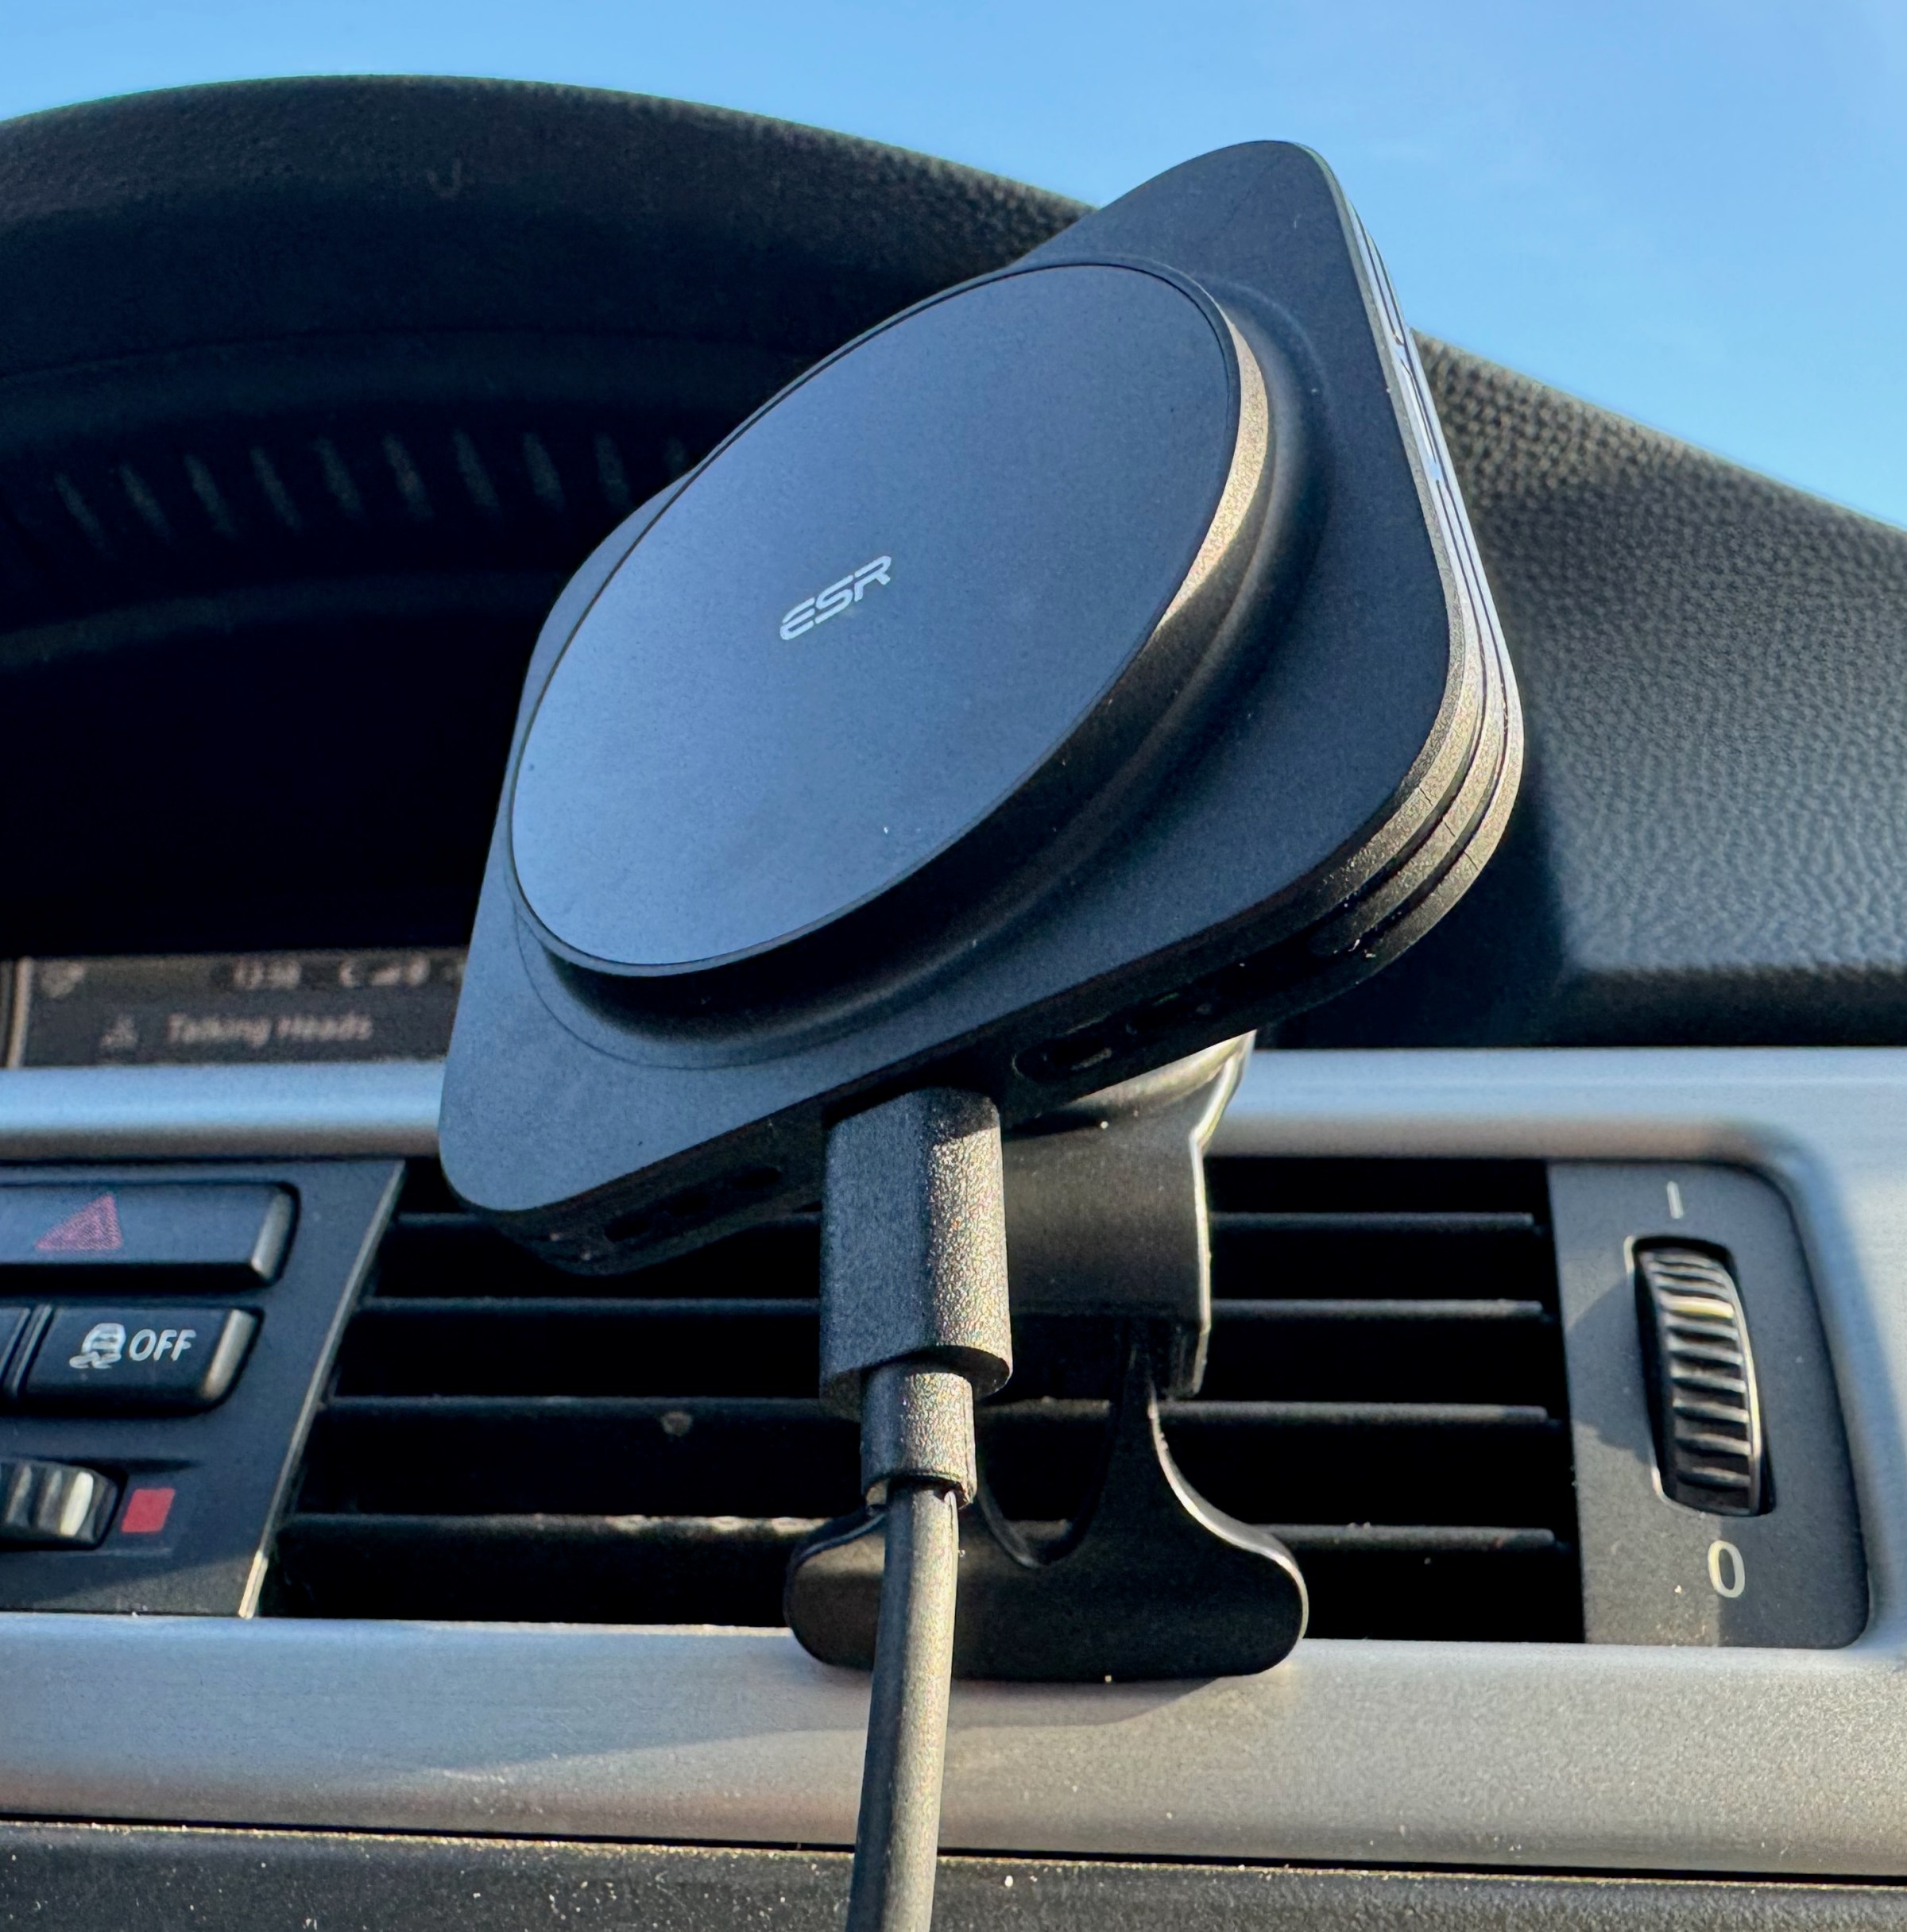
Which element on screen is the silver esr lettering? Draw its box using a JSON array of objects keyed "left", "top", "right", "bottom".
[{"left": 779, "top": 554, "right": 892, "bottom": 640}]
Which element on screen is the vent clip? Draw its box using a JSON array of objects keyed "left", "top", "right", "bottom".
[{"left": 787, "top": 1037, "right": 1309, "bottom": 1679}]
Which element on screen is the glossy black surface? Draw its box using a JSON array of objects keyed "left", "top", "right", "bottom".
[{"left": 513, "top": 265, "right": 1242, "bottom": 974}]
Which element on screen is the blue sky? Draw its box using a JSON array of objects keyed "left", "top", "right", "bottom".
[{"left": 6, "top": 0, "right": 1905, "bottom": 526}]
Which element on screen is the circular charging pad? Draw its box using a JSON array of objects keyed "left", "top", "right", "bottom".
[{"left": 510, "top": 262, "right": 1267, "bottom": 976}]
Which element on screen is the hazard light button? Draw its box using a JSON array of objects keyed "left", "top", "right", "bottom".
[
  {"left": 21, "top": 1307, "right": 258, "bottom": 1412},
  {"left": 0, "top": 1184, "right": 292, "bottom": 1287}
]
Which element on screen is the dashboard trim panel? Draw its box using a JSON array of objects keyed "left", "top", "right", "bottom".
[
  {"left": 0, "top": 1062, "right": 442, "bottom": 1160},
  {"left": 0, "top": 1047, "right": 1902, "bottom": 1876}
]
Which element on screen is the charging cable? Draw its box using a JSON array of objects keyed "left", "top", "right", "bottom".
[{"left": 820, "top": 1090, "right": 1014, "bottom": 1932}]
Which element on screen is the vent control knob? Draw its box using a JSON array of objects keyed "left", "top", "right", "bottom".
[
  {"left": 0, "top": 1459, "right": 117, "bottom": 1548},
  {"left": 1635, "top": 1245, "right": 1766, "bottom": 1516}
]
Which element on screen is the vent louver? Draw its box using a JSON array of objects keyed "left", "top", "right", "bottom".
[{"left": 267, "top": 1158, "right": 1580, "bottom": 1640}]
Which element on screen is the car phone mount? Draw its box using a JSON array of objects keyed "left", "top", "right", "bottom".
[
  {"left": 440, "top": 137, "right": 1518, "bottom": 1932},
  {"left": 787, "top": 1036, "right": 1310, "bottom": 1682},
  {"left": 440, "top": 138, "right": 1517, "bottom": 1273}
]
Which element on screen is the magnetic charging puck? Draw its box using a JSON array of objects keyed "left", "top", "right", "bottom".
[{"left": 509, "top": 262, "right": 1272, "bottom": 976}]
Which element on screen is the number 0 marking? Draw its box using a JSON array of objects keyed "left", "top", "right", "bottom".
[{"left": 1708, "top": 1539, "right": 1746, "bottom": 1599}]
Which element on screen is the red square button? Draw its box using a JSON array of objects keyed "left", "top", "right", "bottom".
[{"left": 119, "top": 1486, "right": 175, "bottom": 1535}]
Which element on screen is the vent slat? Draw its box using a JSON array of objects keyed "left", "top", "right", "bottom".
[
  {"left": 272, "top": 1513, "right": 822, "bottom": 1625},
  {"left": 372, "top": 1213, "right": 819, "bottom": 1300},
  {"left": 338, "top": 1296, "right": 1556, "bottom": 1403},
  {"left": 348, "top": 1294, "right": 1554, "bottom": 1319},
  {"left": 334, "top": 1301, "right": 819, "bottom": 1397},
  {"left": 1166, "top": 1400, "right": 1555, "bottom": 1426},
  {"left": 352, "top": 1296, "right": 818, "bottom": 1317},
  {"left": 269, "top": 1155, "right": 1580, "bottom": 1639},
  {"left": 314, "top": 1393, "right": 1559, "bottom": 1427},
  {"left": 280, "top": 1512, "right": 1564, "bottom": 1556},
  {"left": 322, "top": 1393, "right": 825, "bottom": 1420},
  {"left": 268, "top": 1513, "right": 1577, "bottom": 1638},
  {"left": 299, "top": 1398, "right": 857, "bottom": 1518},
  {"left": 1275, "top": 1524, "right": 1561, "bottom": 1554},
  {"left": 1217, "top": 1298, "right": 1549, "bottom": 1320},
  {"left": 1209, "top": 1228, "right": 1553, "bottom": 1301},
  {"left": 299, "top": 1396, "right": 1569, "bottom": 1530},
  {"left": 1209, "top": 1211, "right": 1540, "bottom": 1236}
]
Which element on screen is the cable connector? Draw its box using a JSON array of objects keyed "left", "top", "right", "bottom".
[
  {"left": 819, "top": 1087, "right": 1012, "bottom": 1449},
  {"left": 861, "top": 1362, "right": 978, "bottom": 1505}
]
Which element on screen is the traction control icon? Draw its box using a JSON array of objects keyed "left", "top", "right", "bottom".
[{"left": 68, "top": 1322, "right": 126, "bottom": 1371}]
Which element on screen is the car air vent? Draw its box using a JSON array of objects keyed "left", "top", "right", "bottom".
[{"left": 266, "top": 1157, "right": 1580, "bottom": 1640}]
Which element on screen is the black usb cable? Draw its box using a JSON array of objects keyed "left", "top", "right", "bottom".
[{"left": 820, "top": 1090, "right": 1013, "bottom": 1932}]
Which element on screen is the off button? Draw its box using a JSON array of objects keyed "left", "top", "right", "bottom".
[{"left": 21, "top": 1307, "right": 257, "bottom": 1412}]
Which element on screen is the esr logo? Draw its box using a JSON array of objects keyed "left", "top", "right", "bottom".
[{"left": 779, "top": 554, "right": 892, "bottom": 640}]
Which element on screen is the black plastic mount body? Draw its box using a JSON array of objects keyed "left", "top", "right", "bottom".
[
  {"left": 1003, "top": 1034, "right": 1249, "bottom": 1400},
  {"left": 790, "top": 1037, "right": 1309, "bottom": 1682},
  {"left": 441, "top": 140, "right": 1513, "bottom": 1269},
  {"left": 787, "top": 1333, "right": 1309, "bottom": 1682}
]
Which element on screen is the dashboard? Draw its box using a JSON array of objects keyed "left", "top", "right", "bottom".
[{"left": 2, "top": 71, "right": 1906, "bottom": 1931}]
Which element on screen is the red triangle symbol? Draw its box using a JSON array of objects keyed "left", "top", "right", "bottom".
[{"left": 35, "top": 1193, "right": 124, "bottom": 1254}]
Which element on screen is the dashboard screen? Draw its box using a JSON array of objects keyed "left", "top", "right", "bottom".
[{"left": 2, "top": 951, "right": 466, "bottom": 1067}]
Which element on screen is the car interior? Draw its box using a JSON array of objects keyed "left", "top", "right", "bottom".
[{"left": 2, "top": 71, "right": 1906, "bottom": 1930}]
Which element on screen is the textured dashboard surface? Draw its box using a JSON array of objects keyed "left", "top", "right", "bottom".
[
  {"left": 1296, "top": 346, "right": 1907, "bottom": 1047},
  {"left": 6, "top": 1826, "right": 1907, "bottom": 1932}
]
